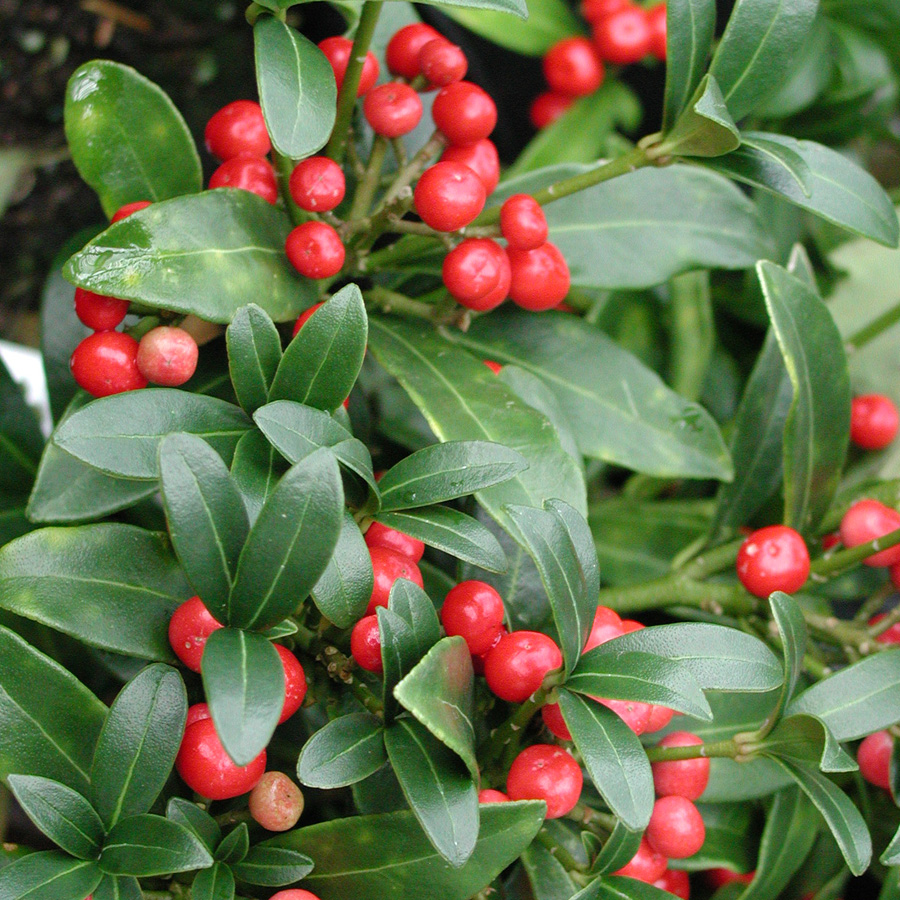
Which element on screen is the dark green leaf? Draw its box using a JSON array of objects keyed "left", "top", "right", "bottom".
[
  {"left": 378, "top": 606, "right": 417, "bottom": 723},
  {"left": 700, "top": 134, "right": 811, "bottom": 199},
  {"left": 678, "top": 802, "right": 754, "bottom": 872},
  {"left": 92, "top": 873, "right": 143, "bottom": 900},
  {"left": 572, "top": 876, "right": 683, "bottom": 899},
  {"left": 762, "top": 714, "right": 856, "bottom": 772},
  {"left": 384, "top": 718, "right": 478, "bottom": 868},
  {"left": 159, "top": 434, "right": 249, "bottom": 620},
  {"left": 228, "top": 449, "right": 343, "bottom": 630},
  {"left": 662, "top": 0, "right": 717, "bottom": 131},
  {"left": 91, "top": 664, "right": 186, "bottom": 828},
  {"left": 226, "top": 304, "right": 283, "bottom": 416},
  {"left": 768, "top": 591, "right": 808, "bottom": 724},
  {"left": 0, "top": 358, "right": 42, "bottom": 496},
  {"left": 440, "top": 0, "right": 576, "bottom": 53},
  {"left": 192, "top": 863, "right": 236, "bottom": 900},
  {"left": 64, "top": 61, "right": 201, "bottom": 217},
  {"left": 546, "top": 499, "right": 600, "bottom": 617},
  {"left": 311, "top": 511, "right": 373, "bottom": 628},
  {"left": 660, "top": 74, "right": 740, "bottom": 158},
  {"left": 64, "top": 191, "right": 316, "bottom": 323},
  {"left": 0, "top": 626, "right": 105, "bottom": 792},
  {"left": 558, "top": 690, "right": 654, "bottom": 832},
  {"left": 54, "top": 390, "right": 252, "bottom": 481},
  {"left": 298, "top": 712, "right": 386, "bottom": 789},
  {"left": 230, "top": 429, "right": 285, "bottom": 525},
  {"left": 398, "top": 0, "right": 526, "bottom": 16},
  {"left": 230, "top": 843, "right": 313, "bottom": 886},
  {"left": 254, "top": 17, "right": 336, "bottom": 158},
  {"left": 0, "top": 851, "right": 101, "bottom": 900},
  {"left": 202, "top": 628, "right": 284, "bottom": 766},
  {"left": 0, "top": 524, "right": 189, "bottom": 660},
  {"left": 521, "top": 840, "right": 576, "bottom": 899},
  {"left": 388, "top": 578, "right": 441, "bottom": 660},
  {"left": 165, "top": 798, "right": 221, "bottom": 853},
  {"left": 590, "top": 819, "right": 643, "bottom": 875},
  {"left": 882, "top": 823, "right": 900, "bottom": 866},
  {"left": 215, "top": 824, "right": 249, "bottom": 864},
  {"left": 100, "top": 814, "right": 214, "bottom": 876},
  {"left": 269, "top": 284, "right": 367, "bottom": 411}
]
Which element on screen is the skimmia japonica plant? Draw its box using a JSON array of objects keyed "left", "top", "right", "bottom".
[{"left": 2, "top": 0, "right": 900, "bottom": 898}]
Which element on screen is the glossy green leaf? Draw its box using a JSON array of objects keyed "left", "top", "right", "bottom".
[
  {"left": 0, "top": 626, "right": 105, "bottom": 792},
  {"left": 202, "top": 628, "right": 283, "bottom": 766},
  {"left": 758, "top": 261, "right": 851, "bottom": 532},
  {"left": 762, "top": 713, "right": 856, "bottom": 774},
  {"left": 590, "top": 819, "right": 643, "bottom": 875},
  {"left": 521, "top": 840, "right": 576, "bottom": 900},
  {"left": 229, "top": 843, "right": 313, "bottom": 886},
  {"left": 768, "top": 591, "right": 808, "bottom": 724},
  {"left": 708, "top": 0, "right": 819, "bottom": 121},
  {"left": 91, "top": 664, "right": 186, "bottom": 828},
  {"left": 100, "top": 814, "right": 213, "bottom": 876},
  {"left": 192, "top": 863, "right": 236, "bottom": 900},
  {"left": 64, "top": 191, "right": 315, "bottom": 323},
  {"left": 679, "top": 802, "right": 755, "bottom": 872},
  {"left": 0, "top": 524, "right": 189, "bottom": 660},
  {"left": 165, "top": 798, "right": 222, "bottom": 853},
  {"left": 0, "top": 359, "right": 42, "bottom": 497},
  {"left": 92, "top": 873, "right": 143, "bottom": 900},
  {"left": 701, "top": 133, "right": 811, "bottom": 199},
  {"left": 226, "top": 304, "right": 283, "bottom": 416},
  {"left": 662, "top": 0, "right": 717, "bottom": 131},
  {"left": 215, "top": 824, "right": 249, "bottom": 864},
  {"left": 0, "top": 852, "right": 102, "bottom": 900},
  {"left": 389, "top": 579, "right": 441, "bottom": 659},
  {"left": 228, "top": 449, "right": 343, "bottom": 630},
  {"left": 546, "top": 499, "right": 600, "bottom": 617},
  {"left": 298, "top": 712, "right": 386, "bottom": 788},
  {"left": 311, "top": 512, "right": 373, "bottom": 628},
  {"left": 440, "top": 0, "right": 576, "bottom": 54},
  {"left": 159, "top": 434, "right": 248, "bottom": 620},
  {"left": 368, "top": 317, "right": 586, "bottom": 532},
  {"left": 375, "top": 507, "right": 507, "bottom": 572},
  {"left": 558, "top": 690, "right": 654, "bottom": 832},
  {"left": 448, "top": 309, "right": 732, "bottom": 480},
  {"left": 54, "top": 390, "right": 251, "bottom": 481},
  {"left": 254, "top": 17, "right": 336, "bottom": 159},
  {"left": 378, "top": 606, "right": 417, "bottom": 723},
  {"left": 660, "top": 75, "right": 740, "bottom": 158},
  {"left": 394, "top": 637, "right": 477, "bottom": 778},
  {"left": 269, "top": 284, "right": 367, "bottom": 411},
  {"left": 229, "top": 429, "right": 284, "bottom": 525},
  {"left": 384, "top": 718, "right": 478, "bottom": 867},
  {"left": 572, "top": 876, "right": 685, "bottom": 899},
  {"left": 64, "top": 61, "right": 201, "bottom": 217}
]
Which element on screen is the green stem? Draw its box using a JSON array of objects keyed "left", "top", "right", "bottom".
[
  {"left": 324, "top": 0, "right": 384, "bottom": 164},
  {"left": 868, "top": 603, "right": 900, "bottom": 636},
  {"left": 480, "top": 684, "right": 553, "bottom": 771},
  {"left": 349, "top": 135, "right": 389, "bottom": 220},
  {"left": 644, "top": 738, "right": 740, "bottom": 763},
  {"left": 273, "top": 149, "right": 307, "bottom": 227},
  {"left": 804, "top": 611, "right": 889, "bottom": 654},
  {"left": 596, "top": 574, "right": 754, "bottom": 616},
  {"left": 535, "top": 827, "right": 588, "bottom": 874},
  {"left": 376, "top": 130, "right": 447, "bottom": 212},
  {"left": 367, "top": 285, "right": 465, "bottom": 327},
  {"left": 361, "top": 234, "right": 437, "bottom": 272},
  {"left": 808, "top": 526, "right": 900, "bottom": 579},
  {"left": 845, "top": 301, "right": 900, "bottom": 352}
]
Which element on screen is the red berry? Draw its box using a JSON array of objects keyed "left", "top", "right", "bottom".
[
  {"left": 168, "top": 596, "right": 224, "bottom": 672},
  {"left": 707, "top": 869, "right": 754, "bottom": 888},
  {"left": 645, "top": 705, "right": 676, "bottom": 733},
  {"left": 593, "top": 7, "right": 652, "bottom": 65},
  {"left": 366, "top": 546, "right": 424, "bottom": 614},
  {"left": 483, "top": 360, "right": 503, "bottom": 375},
  {"left": 476, "top": 255, "right": 513, "bottom": 309},
  {"left": 351, "top": 614, "right": 383, "bottom": 673},
  {"left": 249, "top": 770, "right": 305, "bottom": 831},
  {"left": 614, "top": 837, "right": 668, "bottom": 883},
  {"left": 289, "top": 157, "right": 346, "bottom": 212},
  {"left": 136, "top": 326, "right": 199, "bottom": 387},
  {"left": 500, "top": 194, "right": 548, "bottom": 251},
  {"left": 655, "top": 869, "right": 690, "bottom": 899},
  {"left": 364, "top": 83, "right": 424, "bottom": 137},
  {"left": 870, "top": 612, "right": 900, "bottom": 645},
  {"left": 646, "top": 796, "right": 706, "bottom": 859},
  {"left": 70, "top": 331, "right": 147, "bottom": 398},
  {"left": 652, "top": 732, "right": 709, "bottom": 800},
  {"left": 839, "top": 499, "right": 900, "bottom": 567},
  {"left": 292, "top": 302, "right": 325, "bottom": 337},
  {"left": 599, "top": 697, "right": 653, "bottom": 734},
  {"left": 647, "top": 3, "right": 667, "bottom": 60},
  {"left": 442, "top": 238, "right": 510, "bottom": 311},
  {"left": 543, "top": 37, "right": 605, "bottom": 98},
  {"left": 285, "top": 222, "right": 346, "bottom": 279},
  {"left": 541, "top": 701, "right": 571, "bottom": 741},
  {"left": 484, "top": 630, "right": 562, "bottom": 702},
  {"left": 530, "top": 92, "right": 573, "bottom": 129},
  {"left": 581, "top": 0, "right": 629, "bottom": 24},
  {"left": 364, "top": 522, "right": 425, "bottom": 562},
  {"left": 270, "top": 891, "right": 322, "bottom": 900},
  {"left": 414, "top": 161, "right": 486, "bottom": 232},
  {"left": 176, "top": 718, "right": 266, "bottom": 800},
  {"left": 472, "top": 624, "right": 506, "bottom": 674},
  {"left": 73, "top": 287, "right": 129, "bottom": 331},
  {"left": 440, "top": 580, "right": 505, "bottom": 655},
  {"left": 318, "top": 37, "right": 379, "bottom": 96},
  {"left": 507, "top": 242, "right": 571, "bottom": 311},
  {"left": 585, "top": 605, "right": 624, "bottom": 651},
  {"left": 621, "top": 618, "right": 645, "bottom": 634},
  {"left": 419, "top": 39, "right": 468, "bottom": 87},
  {"left": 506, "top": 744, "right": 583, "bottom": 818},
  {"left": 478, "top": 788, "right": 509, "bottom": 803},
  {"left": 110, "top": 200, "right": 151, "bottom": 222},
  {"left": 276, "top": 645, "right": 307, "bottom": 723},
  {"left": 736, "top": 525, "right": 810, "bottom": 597},
  {"left": 857, "top": 730, "right": 893, "bottom": 790},
  {"left": 385, "top": 23, "right": 442, "bottom": 80},
  {"left": 186, "top": 702, "right": 212, "bottom": 728},
  {"left": 205, "top": 100, "right": 270, "bottom": 161},
  {"left": 851, "top": 394, "right": 899, "bottom": 451},
  {"left": 431, "top": 82, "right": 497, "bottom": 146},
  {"left": 209, "top": 155, "right": 278, "bottom": 204},
  {"left": 441, "top": 139, "right": 500, "bottom": 194}
]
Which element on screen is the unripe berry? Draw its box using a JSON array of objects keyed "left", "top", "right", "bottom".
[
  {"left": 431, "top": 82, "right": 497, "bottom": 146},
  {"left": 414, "top": 162, "right": 486, "bottom": 232},
  {"left": 204, "top": 100, "right": 270, "bottom": 161},
  {"left": 351, "top": 615, "right": 383, "bottom": 673},
  {"left": 209, "top": 155, "right": 278, "bottom": 204},
  {"left": 110, "top": 200, "right": 151, "bottom": 222},
  {"left": 507, "top": 242, "right": 571, "bottom": 311},
  {"left": 275, "top": 645, "right": 307, "bottom": 724},
  {"left": 176, "top": 718, "right": 266, "bottom": 800},
  {"left": 652, "top": 732, "right": 709, "bottom": 799},
  {"left": 530, "top": 92, "right": 574, "bottom": 129},
  {"left": 506, "top": 744, "right": 583, "bottom": 818},
  {"left": 442, "top": 239, "right": 510, "bottom": 311},
  {"left": 168, "top": 596, "right": 224, "bottom": 672},
  {"left": 285, "top": 222, "right": 345, "bottom": 279},
  {"left": 646, "top": 795, "right": 706, "bottom": 859},
  {"left": 386, "top": 23, "right": 442, "bottom": 79},
  {"left": 839, "top": 499, "right": 900, "bottom": 566},
  {"left": 543, "top": 37, "right": 605, "bottom": 97},
  {"left": 851, "top": 394, "right": 899, "bottom": 451},
  {"left": 289, "top": 157, "right": 346, "bottom": 212},
  {"left": 364, "top": 83, "right": 424, "bottom": 138},
  {"left": 249, "top": 771, "right": 305, "bottom": 831},
  {"left": 74, "top": 287, "right": 129, "bottom": 331},
  {"left": 484, "top": 630, "right": 562, "bottom": 702},
  {"left": 500, "top": 194, "right": 549, "bottom": 251},
  {"left": 364, "top": 521, "right": 425, "bottom": 562},
  {"left": 318, "top": 37, "right": 379, "bottom": 96},
  {"left": 614, "top": 837, "right": 668, "bottom": 883},
  {"left": 418, "top": 39, "right": 468, "bottom": 87},
  {"left": 593, "top": 7, "right": 653, "bottom": 64},
  {"left": 440, "top": 580, "right": 505, "bottom": 655},
  {"left": 70, "top": 331, "right": 147, "bottom": 397},
  {"left": 735, "top": 525, "right": 810, "bottom": 597},
  {"left": 441, "top": 139, "right": 500, "bottom": 194},
  {"left": 136, "top": 326, "right": 199, "bottom": 387},
  {"left": 366, "top": 547, "right": 424, "bottom": 614},
  {"left": 857, "top": 730, "right": 893, "bottom": 790}
]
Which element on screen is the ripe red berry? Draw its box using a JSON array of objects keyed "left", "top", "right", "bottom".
[
  {"left": 186, "top": 702, "right": 212, "bottom": 728},
  {"left": 472, "top": 624, "right": 506, "bottom": 675},
  {"left": 209, "top": 155, "right": 278, "bottom": 204},
  {"left": 442, "top": 238, "right": 510, "bottom": 311},
  {"left": 385, "top": 23, "right": 442, "bottom": 79},
  {"left": 646, "top": 795, "right": 706, "bottom": 859},
  {"left": 506, "top": 744, "right": 583, "bottom": 818},
  {"left": 735, "top": 525, "right": 810, "bottom": 597},
  {"left": 168, "top": 596, "right": 224, "bottom": 673},
  {"left": 593, "top": 6, "right": 653, "bottom": 65},
  {"left": 414, "top": 161, "right": 486, "bottom": 232},
  {"left": 707, "top": 869, "right": 754, "bottom": 887},
  {"left": 870, "top": 612, "right": 900, "bottom": 645},
  {"left": 351, "top": 614, "right": 383, "bottom": 673},
  {"left": 647, "top": 3, "right": 667, "bottom": 60},
  {"left": 418, "top": 39, "right": 468, "bottom": 87},
  {"left": 270, "top": 891, "right": 322, "bottom": 900},
  {"left": 276, "top": 645, "right": 307, "bottom": 723},
  {"left": 614, "top": 837, "right": 668, "bottom": 883},
  {"left": 652, "top": 732, "right": 709, "bottom": 800},
  {"left": 249, "top": 771, "right": 305, "bottom": 831},
  {"left": 599, "top": 697, "right": 653, "bottom": 734},
  {"left": 292, "top": 302, "right": 324, "bottom": 337},
  {"left": 364, "top": 521, "right": 425, "bottom": 562},
  {"left": 500, "top": 194, "right": 549, "bottom": 251},
  {"left": 136, "top": 326, "right": 199, "bottom": 387},
  {"left": 70, "top": 331, "right": 147, "bottom": 398},
  {"left": 205, "top": 100, "right": 270, "bottom": 161},
  {"left": 507, "top": 242, "right": 571, "bottom": 311},
  {"left": 857, "top": 730, "right": 893, "bottom": 790},
  {"left": 441, "top": 139, "right": 500, "bottom": 194},
  {"left": 431, "top": 82, "right": 497, "bottom": 146},
  {"left": 543, "top": 37, "right": 605, "bottom": 98},
  {"left": 483, "top": 360, "right": 503, "bottom": 375},
  {"left": 110, "top": 200, "right": 151, "bottom": 222},
  {"left": 440, "top": 580, "right": 505, "bottom": 655},
  {"left": 364, "top": 83, "right": 424, "bottom": 137},
  {"left": 478, "top": 789, "right": 509, "bottom": 803},
  {"left": 851, "top": 394, "right": 899, "bottom": 451},
  {"left": 366, "top": 546, "right": 424, "bottom": 614},
  {"left": 484, "top": 630, "right": 562, "bottom": 702},
  {"left": 73, "top": 287, "right": 129, "bottom": 331},
  {"left": 289, "top": 157, "right": 346, "bottom": 212},
  {"left": 285, "top": 222, "right": 346, "bottom": 279},
  {"left": 318, "top": 37, "right": 379, "bottom": 96},
  {"left": 645, "top": 705, "right": 676, "bottom": 733},
  {"left": 530, "top": 92, "right": 573, "bottom": 129},
  {"left": 584, "top": 605, "right": 624, "bottom": 651},
  {"left": 581, "top": 0, "right": 629, "bottom": 24},
  {"left": 655, "top": 869, "right": 690, "bottom": 899},
  {"left": 839, "top": 499, "right": 900, "bottom": 566},
  {"left": 541, "top": 701, "right": 571, "bottom": 740},
  {"left": 176, "top": 718, "right": 266, "bottom": 800}
]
